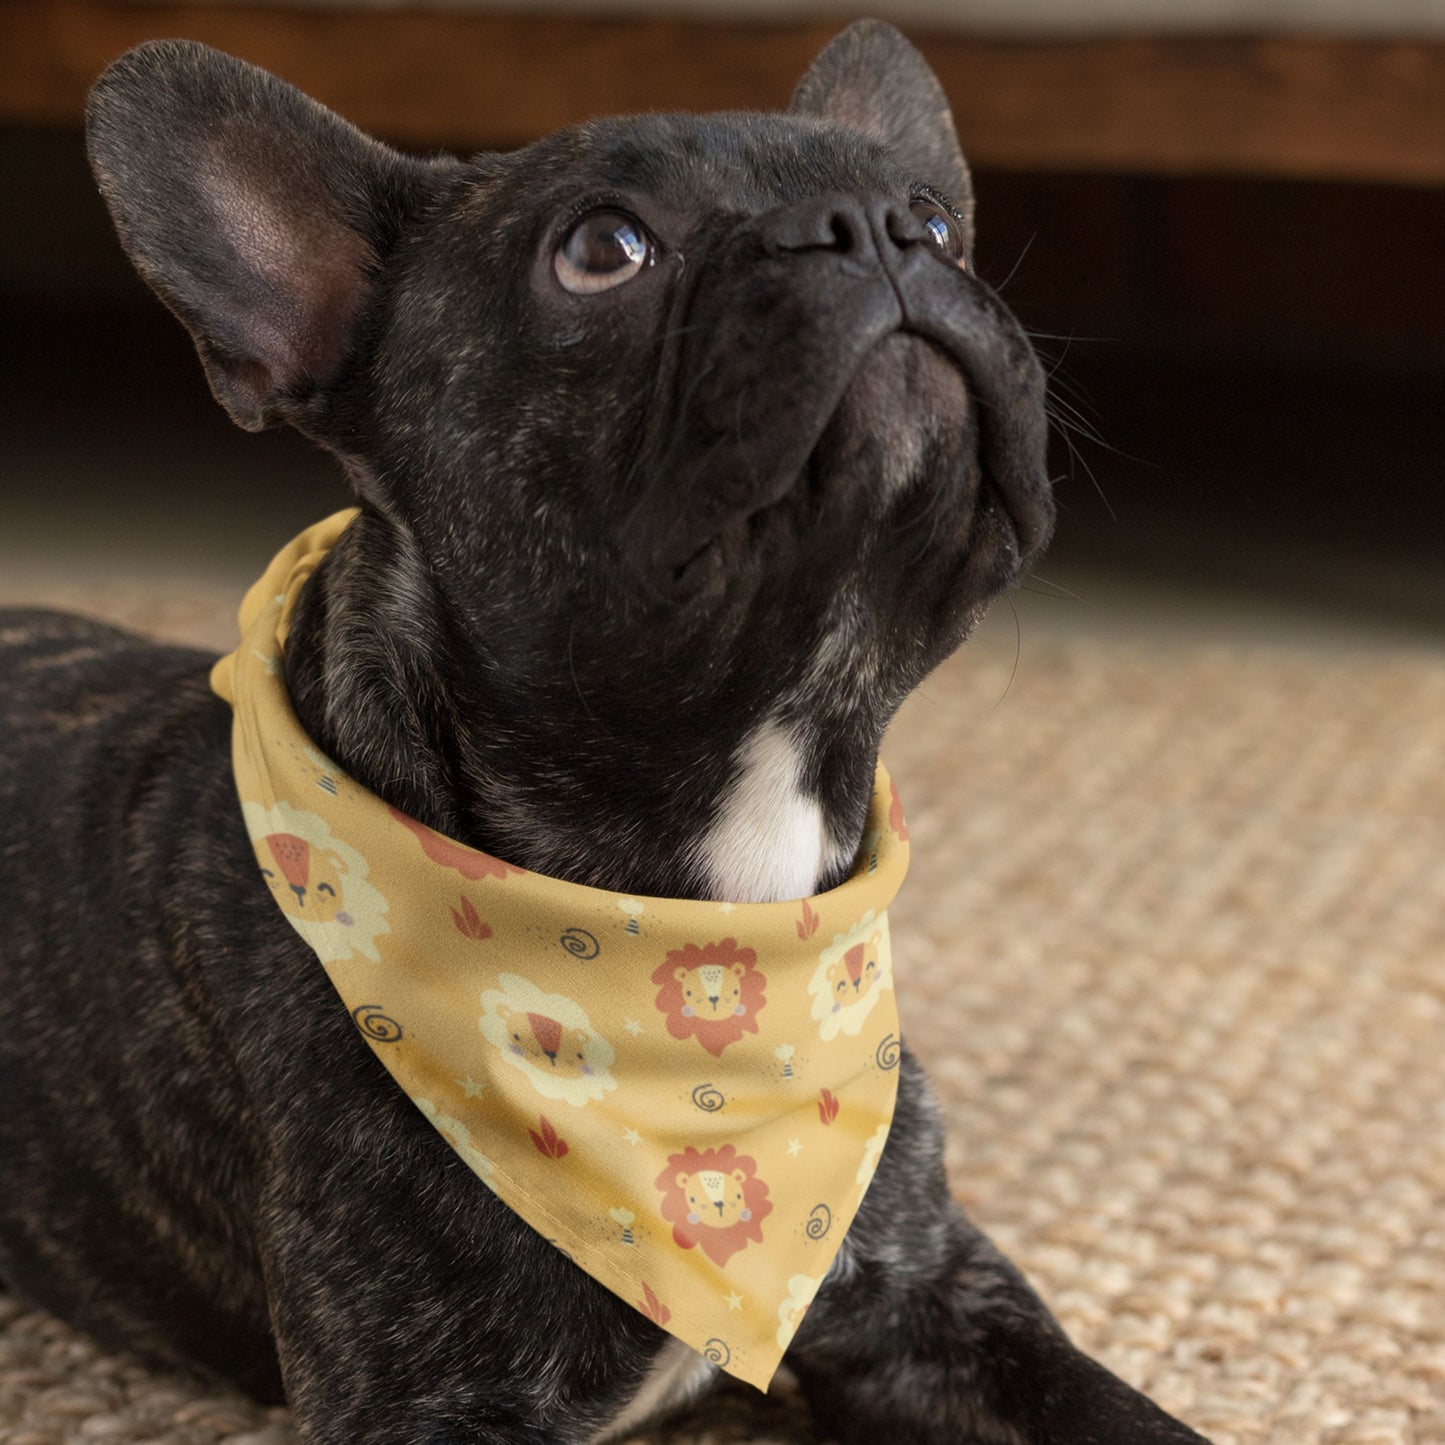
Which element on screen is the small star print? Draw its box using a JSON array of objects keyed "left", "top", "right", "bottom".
[
  {"left": 718, "top": 902, "right": 736, "bottom": 914},
  {"left": 625, "top": 1018, "right": 644, "bottom": 1036},
  {"left": 787, "top": 1138, "right": 803, "bottom": 1158},
  {"left": 725, "top": 1291, "right": 744, "bottom": 1312},
  {"left": 457, "top": 1076, "right": 485, "bottom": 1099},
  {"left": 623, "top": 1128, "right": 642, "bottom": 1146}
]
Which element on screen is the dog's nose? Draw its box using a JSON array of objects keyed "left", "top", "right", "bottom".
[
  {"left": 289, "top": 883, "right": 307, "bottom": 905},
  {"left": 761, "top": 193, "right": 926, "bottom": 263}
]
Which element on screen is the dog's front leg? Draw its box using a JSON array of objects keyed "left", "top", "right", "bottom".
[
  {"left": 249, "top": 1123, "right": 660, "bottom": 1445},
  {"left": 785, "top": 1052, "right": 1209, "bottom": 1444}
]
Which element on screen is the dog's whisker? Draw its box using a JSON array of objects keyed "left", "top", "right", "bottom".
[
  {"left": 990, "top": 591, "right": 1024, "bottom": 710},
  {"left": 1020, "top": 571, "right": 1099, "bottom": 608},
  {"left": 989, "top": 229, "right": 1038, "bottom": 295}
]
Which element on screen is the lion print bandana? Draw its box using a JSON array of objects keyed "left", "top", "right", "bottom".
[{"left": 211, "top": 511, "right": 910, "bottom": 1390}]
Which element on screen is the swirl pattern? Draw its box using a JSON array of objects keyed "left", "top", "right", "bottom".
[
  {"left": 875, "top": 1033, "right": 901, "bottom": 1071},
  {"left": 559, "top": 927, "right": 600, "bottom": 959},
  {"left": 352, "top": 1004, "right": 404, "bottom": 1043},
  {"left": 805, "top": 1203, "right": 832, "bottom": 1240},
  {"left": 690, "top": 1082, "right": 726, "bottom": 1113},
  {"left": 703, "top": 1338, "right": 731, "bottom": 1367}
]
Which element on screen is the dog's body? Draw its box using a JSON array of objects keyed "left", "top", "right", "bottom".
[{"left": 0, "top": 23, "right": 1207, "bottom": 1442}]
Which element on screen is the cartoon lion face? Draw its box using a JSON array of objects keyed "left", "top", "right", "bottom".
[
  {"left": 254, "top": 832, "right": 349, "bottom": 925},
  {"left": 677, "top": 961, "right": 744, "bottom": 1020},
  {"left": 652, "top": 940, "right": 766, "bottom": 1057},
  {"left": 656, "top": 1145, "right": 771, "bottom": 1267},
  {"left": 494, "top": 1004, "right": 594, "bottom": 1082},
  {"left": 243, "top": 800, "right": 390, "bottom": 963},
  {"left": 809, "top": 910, "right": 892, "bottom": 1041},
  {"left": 479, "top": 974, "right": 617, "bottom": 1106},
  {"left": 678, "top": 1166, "right": 752, "bottom": 1229},
  {"left": 822, "top": 934, "right": 883, "bottom": 1009}
]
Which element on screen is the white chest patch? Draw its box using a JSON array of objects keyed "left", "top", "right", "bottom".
[{"left": 695, "top": 718, "right": 839, "bottom": 903}]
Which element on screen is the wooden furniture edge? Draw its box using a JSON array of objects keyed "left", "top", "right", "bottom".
[{"left": 4, "top": 0, "right": 1445, "bottom": 184}]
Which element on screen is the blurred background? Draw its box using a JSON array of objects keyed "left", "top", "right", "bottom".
[{"left": 1, "top": 1, "right": 1443, "bottom": 649}]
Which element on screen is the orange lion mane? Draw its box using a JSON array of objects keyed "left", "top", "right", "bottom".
[
  {"left": 651, "top": 939, "right": 766, "bottom": 1057},
  {"left": 655, "top": 1145, "right": 772, "bottom": 1266}
]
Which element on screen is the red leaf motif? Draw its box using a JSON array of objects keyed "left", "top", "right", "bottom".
[
  {"left": 889, "top": 778, "right": 910, "bottom": 841},
  {"left": 818, "top": 1088, "right": 840, "bottom": 1126},
  {"left": 529, "top": 1115, "right": 569, "bottom": 1160},
  {"left": 450, "top": 895, "right": 492, "bottom": 941},
  {"left": 796, "top": 898, "right": 820, "bottom": 941},
  {"left": 638, "top": 1282, "right": 671, "bottom": 1326}
]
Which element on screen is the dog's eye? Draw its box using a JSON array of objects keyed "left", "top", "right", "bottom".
[
  {"left": 555, "top": 210, "right": 651, "bottom": 294},
  {"left": 910, "top": 198, "right": 966, "bottom": 269}
]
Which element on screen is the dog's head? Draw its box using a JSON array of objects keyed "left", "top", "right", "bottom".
[{"left": 87, "top": 24, "right": 1052, "bottom": 891}]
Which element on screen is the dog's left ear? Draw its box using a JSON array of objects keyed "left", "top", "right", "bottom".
[
  {"left": 790, "top": 19, "right": 973, "bottom": 251},
  {"left": 86, "top": 40, "right": 462, "bottom": 432}
]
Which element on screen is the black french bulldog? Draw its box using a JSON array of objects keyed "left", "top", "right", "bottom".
[{"left": 0, "top": 21, "right": 1209, "bottom": 1444}]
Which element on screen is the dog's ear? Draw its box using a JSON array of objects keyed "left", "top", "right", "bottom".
[
  {"left": 86, "top": 40, "right": 458, "bottom": 431},
  {"left": 790, "top": 20, "right": 973, "bottom": 251}
]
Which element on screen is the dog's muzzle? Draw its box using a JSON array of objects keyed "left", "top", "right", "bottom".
[{"left": 624, "top": 191, "right": 1054, "bottom": 600}]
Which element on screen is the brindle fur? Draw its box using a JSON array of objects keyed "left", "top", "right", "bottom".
[{"left": 0, "top": 22, "right": 1208, "bottom": 1443}]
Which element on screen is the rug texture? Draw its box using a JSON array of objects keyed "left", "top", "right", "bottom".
[{"left": 1, "top": 579, "right": 1442, "bottom": 1445}]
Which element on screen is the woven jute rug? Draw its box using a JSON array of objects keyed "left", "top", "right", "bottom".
[{"left": 1, "top": 577, "right": 1442, "bottom": 1445}]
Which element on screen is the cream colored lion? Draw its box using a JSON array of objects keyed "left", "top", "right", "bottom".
[
  {"left": 414, "top": 1097, "right": 496, "bottom": 1187},
  {"left": 479, "top": 974, "right": 617, "bottom": 1106},
  {"left": 776, "top": 1273, "right": 821, "bottom": 1351},
  {"left": 808, "top": 909, "right": 892, "bottom": 1040},
  {"left": 244, "top": 799, "right": 390, "bottom": 963},
  {"left": 856, "top": 1121, "right": 890, "bottom": 1194}
]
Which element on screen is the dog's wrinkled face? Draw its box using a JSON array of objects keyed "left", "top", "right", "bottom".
[
  {"left": 86, "top": 24, "right": 1052, "bottom": 884},
  {"left": 372, "top": 108, "right": 1048, "bottom": 708}
]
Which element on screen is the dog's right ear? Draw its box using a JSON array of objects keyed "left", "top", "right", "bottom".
[
  {"left": 791, "top": 20, "right": 973, "bottom": 253},
  {"left": 86, "top": 40, "right": 460, "bottom": 431}
]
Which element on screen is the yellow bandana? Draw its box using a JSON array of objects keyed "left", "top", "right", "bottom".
[{"left": 211, "top": 511, "right": 910, "bottom": 1389}]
